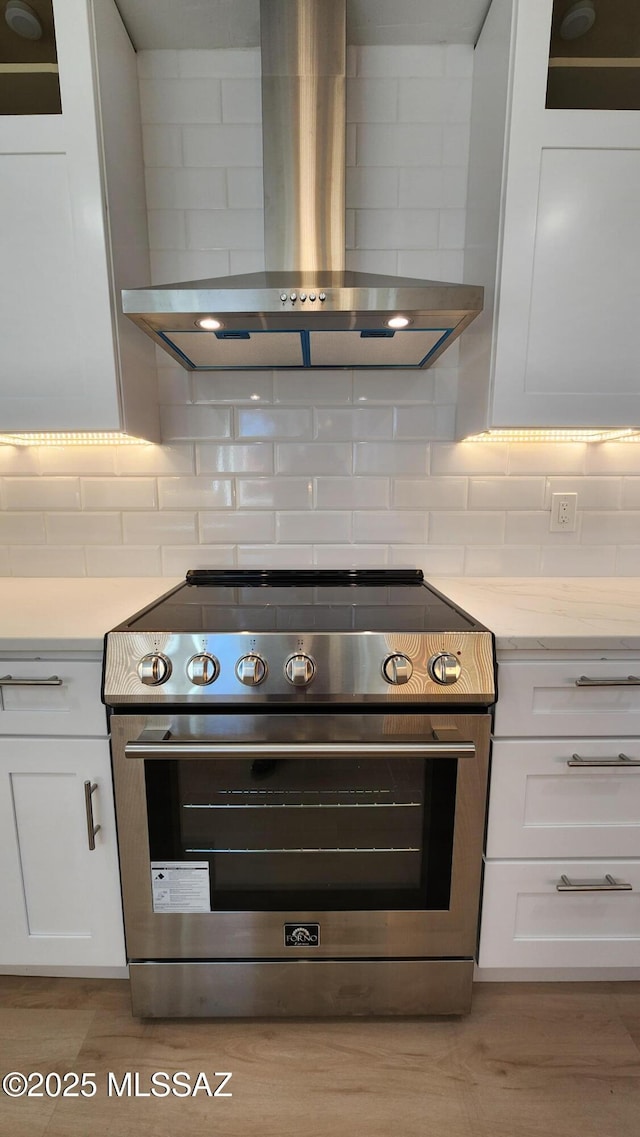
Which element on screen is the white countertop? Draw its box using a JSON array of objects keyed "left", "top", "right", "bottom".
[
  {"left": 430, "top": 578, "right": 640, "bottom": 651},
  {"left": 0, "top": 576, "right": 639, "bottom": 654},
  {"left": 0, "top": 578, "right": 179, "bottom": 653}
]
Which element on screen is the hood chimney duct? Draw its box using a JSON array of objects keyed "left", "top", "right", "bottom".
[{"left": 260, "top": 0, "right": 346, "bottom": 274}]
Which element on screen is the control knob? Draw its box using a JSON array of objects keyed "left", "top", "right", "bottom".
[
  {"left": 428, "top": 652, "right": 462, "bottom": 685},
  {"left": 285, "top": 654, "right": 315, "bottom": 686},
  {"left": 382, "top": 653, "right": 413, "bottom": 685},
  {"left": 138, "top": 653, "right": 172, "bottom": 686},
  {"left": 236, "top": 654, "right": 267, "bottom": 686},
  {"left": 186, "top": 653, "right": 219, "bottom": 685}
]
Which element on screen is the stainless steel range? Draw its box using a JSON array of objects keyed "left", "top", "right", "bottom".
[{"left": 102, "top": 569, "right": 496, "bottom": 1018}]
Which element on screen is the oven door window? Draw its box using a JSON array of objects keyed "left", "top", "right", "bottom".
[{"left": 145, "top": 757, "right": 456, "bottom": 911}]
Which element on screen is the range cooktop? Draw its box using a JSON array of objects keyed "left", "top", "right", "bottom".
[{"left": 103, "top": 569, "right": 496, "bottom": 707}]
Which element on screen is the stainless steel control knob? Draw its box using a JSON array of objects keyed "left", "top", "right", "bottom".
[
  {"left": 236, "top": 654, "right": 267, "bottom": 686},
  {"left": 138, "top": 653, "right": 172, "bottom": 686},
  {"left": 428, "top": 652, "right": 462, "bottom": 685},
  {"left": 382, "top": 653, "right": 413, "bottom": 685},
  {"left": 285, "top": 654, "right": 315, "bottom": 686},
  {"left": 186, "top": 653, "right": 219, "bottom": 685}
]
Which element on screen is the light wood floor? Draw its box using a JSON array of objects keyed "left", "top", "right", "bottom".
[{"left": 1, "top": 977, "right": 639, "bottom": 1137}]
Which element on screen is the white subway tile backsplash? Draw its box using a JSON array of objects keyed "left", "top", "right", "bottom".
[
  {"left": 616, "top": 547, "right": 640, "bottom": 575},
  {"left": 392, "top": 477, "right": 467, "bottom": 510},
  {"left": 85, "top": 546, "right": 162, "bottom": 577},
  {"left": 507, "top": 444, "right": 587, "bottom": 476},
  {"left": 445, "top": 45, "right": 474, "bottom": 78},
  {"left": 430, "top": 512, "right": 505, "bottom": 545},
  {"left": 439, "top": 210, "right": 466, "bottom": 249},
  {"left": 3, "top": 478, "right": 80, "bottom": 511},
  {"left": 545, "top": 476, "right": 621, "bottom": 510},
  {"left": 161, "top": 545, "right": 236, "bottom": 574},
  {"left": 354, "top": 443, "right": 428, "bottom": 476},
  {"left": 123, "top": 512, "right": 198, "bottom": 545},
  {"left": 116, "top": 444, "right": 195, "bottom": 476},
  {"left": 0, "top": 546, "right": 9, "bottom": 575},
  {"left": 313, "top": 545, "right": 389, "bottom": 567},
  {"left": 46, "top": 512, "right": 122, "bottom": 546},
  {"left": 277, "top": 444, "right": 352, "bottom": 476},
  {"left": 0, "top": 447, "right": 41, "bottom": 475},
  {"left": 237, "top": 478, "right": 313, "bottom": 510},
  {"left": 347, "top": 78, "right": 398, "bottom": 122},
  {"left": 581, "top": 512, "right": 640, "bottom": 544},
  {"left": 276, "top": 512, "right": 351, "bottom": 544},
  {"left": 442, "top": 123, "right": 470, "bottom": 167},
  {"left": 137, "top": 51, "right": 180, "bottom": 79},
  {"left": 354, "top": 372, "right": 434, "bottom": 404},
  {"left": 81, "top": 479, "right": 157, "bottom": 511},
  {"left": 398, "top": 168, "right": 455, "bottom": 209},
  {"left": 468, "top": 477, "right": 545, "bottom": 511},
  {"left": 355, "top": 209, "right": 439, "bottom": 250},
  {"left": 345, "top": 249, "right": 399, "bottom": 274},
  {"left": 398, "top": 78, "right": 472, "bottom": 124},
  {"left": 182, "top": 124, "right": 262, "bottom": 167},
  {"left": 430, "top": 443, "right": 509, "bottom": 476},
  {"left": 221, "top": 79, "right": 261, "bottom": 123},
  {"left": 393, "top": 406, "right": 440, "bottom": 439},
  {"left": 236, "top": 408, "right": 313, "bottom": 440},
  {"left": 346, "top": 168, "right": 398, "bottom": 209},
  {"left": 354, "top": 511, "right": 427, "bottom": 544},
  {"left": 621, "top": 478, "right": 640, "bottom": 508},
  {"left": 504, "top": 511, "right": 582, "bottom": 545},
  {"left": 391, "top": 545, "right": 465, "bottom": 574},
  {"left": 140, "top": 78, "right": 221, "bottom": 124},
  {"left": 150, "top": 249, "right": 230, "bottom": 282},
  {"left": 147, "top": 209, "right": 187, "bottom": 250},
  {"left": 9, "top": 546, "right": 86, "bottom": 576},
  {"left": 237, "top": 545, "right": 314, "bottom": 568},
  {"left": 315, "top": 408, "right": 393, "bottom": 441},
  {"left": 464, "top": 546, "right": 541, "bottom": 576},
  {"left": 356, "top": 124, "right": 443, "bottom": 168},
  {"left": 141, "top": 124, "right": 183, "bottom": 168},
  {"left": 200, "top": 511, "right": 275, "bottom": 544},
  {"left": 274, "top": 372, "right": 353, "bottom": 405},
  {"left": 193, "top": 372, "right": 273, "bottom": 404},
  {"left": 158, "top": 477, "right": 233, "bottom": 510},
  {"left": 145, "top": 167, "right": 226, "bottom": 210},
  {"left": 229, "top": 249, "right": 265, "bottom": 273},
  {"left": 226, "top": 167, "right": 263, "bottom": 208},
  {"left": 585, "top": 443, "right": 640, "bottom": 475},
  {"left": 315, "top": 477, "right": 390, "bottom": 510},
  {"left": 179, "top": 49, "right": 260, "bottom": 79},
  {"left": 160, "top": 406, "right": 231, "bottom": 441},
  {"left": 0, "top": 510, "right": 21, "bottom": 549},
  {"left": 540, "top": 546, "right": 617, "bottom": 575},
  {"left": 187, "top": 209, "right": 262, "bottom": 250},
  {"left": 197, "top": 444, "right": 273, "bottom": 474},
  {"left": 356, "top": 46, "right": 445, "bottom": 79}
]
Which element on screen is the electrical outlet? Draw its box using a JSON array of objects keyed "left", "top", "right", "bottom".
[{"left": 550, "top": 492, "right": 578, "bottom": 532}]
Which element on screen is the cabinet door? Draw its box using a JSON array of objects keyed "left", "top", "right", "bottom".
[
  {"left": 495, "top": 659, "right": 640, "bottom": 738},
  {"left": 0, "top": 737, "right": 125, "bottom": 968}
]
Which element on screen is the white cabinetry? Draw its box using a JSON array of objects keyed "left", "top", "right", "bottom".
[
  {"left": 0, "top": 0, "right": 158, "bottom": 439},
  {"left": 0, "top": 658, "right": 126, "bottom": 974},
  {"left": 458, "top": 0, "right": 640, "bottom": 436},
  {"left": 479, "top": 653, "right": 640, "bottom": 974}
]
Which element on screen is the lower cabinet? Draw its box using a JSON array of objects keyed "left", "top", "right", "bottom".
[
  {"left": 479, "top": 654, "right": 640, "bottom": 976},
  {"left": 0, "top": 736, "right": 125, "bottom": 969}
]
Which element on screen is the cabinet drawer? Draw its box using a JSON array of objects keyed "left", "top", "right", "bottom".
[
  {"left": 0, "top": 660, "right": 105, "bottom": 736},
  {"left": 495, "top": 660, "right": 640, "bottom": 737},
  {"left": 479, "top": 859, "right": 640, "bottom": 969},
  {"left": 486, "top": 739, "right": 640, "bottom": 859}
]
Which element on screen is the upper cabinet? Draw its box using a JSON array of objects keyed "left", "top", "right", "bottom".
[
  {"left": 0, "top": 0, "right": 158, "bottom": 440},
  {"left": 457, "top": 0, "right": 640, "bottom": 439}
]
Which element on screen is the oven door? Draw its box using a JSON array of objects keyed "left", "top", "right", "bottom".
[{"left": 111, "top": 712, "right": 490, "bottom": 961}]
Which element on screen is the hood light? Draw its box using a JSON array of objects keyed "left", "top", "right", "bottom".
[
  {"left": 463, "top": 428, "right": 640, "bottom": 443},
  {"left": 196, "top": 317, "right": 223, "bottom": 331},
  {"left": 386, "top": 316, "right": 411, "bottom": 329}
]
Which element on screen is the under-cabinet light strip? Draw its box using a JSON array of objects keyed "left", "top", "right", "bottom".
[
  {"left": 0, "top": 432, "right": 150, "bottom": 447},
  {"left": 463, "top": 428, "right": 640, "bottom": 443}
]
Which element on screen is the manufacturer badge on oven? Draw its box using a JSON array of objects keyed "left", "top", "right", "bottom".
[{"left": 284, "top": 923, "right": 320, "bottom": 947}]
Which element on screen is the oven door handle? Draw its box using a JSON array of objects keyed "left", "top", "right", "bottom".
[{"left": 124, "top": 734, "right": 476, "bottom": 760}]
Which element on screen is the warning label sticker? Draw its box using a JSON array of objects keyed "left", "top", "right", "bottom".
[{"left": 150, "top": 861, "right": 211, "bottom": 913}]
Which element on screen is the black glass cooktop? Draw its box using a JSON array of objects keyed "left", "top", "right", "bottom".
[{"left": 116, "top": 570, "right": 487, "bottom": 635}]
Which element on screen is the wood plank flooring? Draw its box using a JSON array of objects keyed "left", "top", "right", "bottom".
[{"left": 1, "top": 977, "right": 639, "bottom": 1137}]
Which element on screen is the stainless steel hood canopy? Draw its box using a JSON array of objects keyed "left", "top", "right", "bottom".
[{"left": 123, "top": 0, "right": 483, "bottom": 371}]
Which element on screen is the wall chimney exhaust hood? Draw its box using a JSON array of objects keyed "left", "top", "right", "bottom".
[{"left": 122, "top": 0, "right": 483, "bottom": 371}]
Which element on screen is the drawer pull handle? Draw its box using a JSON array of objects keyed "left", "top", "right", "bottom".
[
  {"left": 575, "top": 675, "right": 640, "bottom": 687},
  {"left": 0, "top": 674, "right": 63, "bottom": 687},
  {"left": 557, "top": 874, "right": 632, "bottom": 892},
  {"left": 84, "top": 780, "right": 101, "bottom": 851},
  {"left": 568, "top": 753, "right": 640, "bottom": 768}
]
